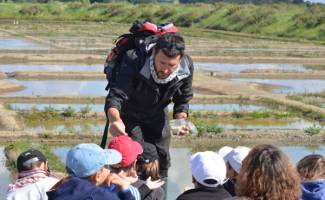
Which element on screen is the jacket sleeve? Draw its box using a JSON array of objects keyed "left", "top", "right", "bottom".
[
  {"left": 105, "top": 51, "right": 139, "bottom": 112},
  {"left": 172, "top": 55, "right": 194, "bottom": 117}
]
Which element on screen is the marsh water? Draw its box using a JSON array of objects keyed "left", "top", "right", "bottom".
[
  {"left": 0, "top": 63, "right": 322, "bottom": 73},
  {"left": 8, "top": 103, "right": 267, "bottom": 112},
  {"left": 3, "top": 80, "right": 107, "bottom": 97},
  {"left": 232, "top": 78, "right": 325, "bottom": 94},
  {"left": 0, "top": 38, "right": 50, "bottom": 50}
]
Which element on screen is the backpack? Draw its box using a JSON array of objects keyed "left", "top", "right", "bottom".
[{"left": 103, "top": 20, "right": 178, "bottom": 91}]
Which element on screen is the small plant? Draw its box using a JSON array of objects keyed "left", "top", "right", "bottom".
[
  {"left": 304, "top": 124, "right": 322, "bottom": 136},
  {"left": 232, "top": 111, "right": 244, "bottom": 118},
  {"left": 62, "top": 106, "right": 76, "bottom": 117},
  {"left": 80, "top": 104, "right": 92, "bottom": 117},
  {"left": 197, "top": 124, "right": 224, "bottom": 135}
]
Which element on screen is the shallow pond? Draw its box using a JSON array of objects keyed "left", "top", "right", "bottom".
[
  {"left": 232, "top": 78, "right": 325, "bottom": 94},
  {"left": 8, "top": 103, "right": 267, "bottom": 113},
  {"left": 0, "top": 63, "right": 103, "bottom": 73},
  {"left": 24, "top": 118, "right": 319, "bottom": 133},
  {"left": 3, "top": 80, "right": 107, "bottom": 97},
  {"left": 0, "top": 38, "right": 50, "bottom": 50},
  {"left": 195, "top": 63, "right": 308, "bottom": 72}
]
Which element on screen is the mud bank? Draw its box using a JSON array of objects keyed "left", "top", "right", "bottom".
[
  {"left": 2, "top": 54, "right": 325, "bottom": 65},
  {"left": 0, "top": 129, "right": 323, "bottom": 147}
]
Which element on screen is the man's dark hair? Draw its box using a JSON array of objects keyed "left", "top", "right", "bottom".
[{"left": 155, "top": 33, "right": 185, "bottom": 58}]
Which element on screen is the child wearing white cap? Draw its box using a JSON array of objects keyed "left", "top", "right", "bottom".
[
  {"left": 176, "top": 151, "right": 231, "bottom": 200},
  {"left": 219, "top": 146, "right": 250, "bottom": 196}
]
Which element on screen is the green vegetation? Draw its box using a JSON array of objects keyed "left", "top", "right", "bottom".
[
  {"left": 0, "top": 2, "right": 324, "bottom": 41},
  {"left": 304, "top": 124, "right": 322, "bottom": 135},
  {"left": 4, "top": 140, "right": 66, "bottom": 174},
  {"left": 196, "top": 124, "right": 224, "bottom": 135}
]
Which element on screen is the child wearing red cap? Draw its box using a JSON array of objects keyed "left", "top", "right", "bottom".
[{"left": 108, "top": 136, "right": 165, "bottom": 200}]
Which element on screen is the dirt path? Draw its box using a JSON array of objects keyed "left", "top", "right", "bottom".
[
  {"left": 0, "top": 81, "right": 24, "bottom": 93},
  {"left": 2, "top": 53, "right": 325, "bottom": 65}
]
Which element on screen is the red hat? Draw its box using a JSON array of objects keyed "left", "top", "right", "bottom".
[{"left": 108, "top": 136, "right": 143, "bottom": 168}]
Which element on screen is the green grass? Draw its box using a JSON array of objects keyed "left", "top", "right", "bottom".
[
  {"left": 0, "top": 2, "right": 324, "bottom": 41},
  {"left": 4, "top": 140, "right": 66, "bottom": 174}
]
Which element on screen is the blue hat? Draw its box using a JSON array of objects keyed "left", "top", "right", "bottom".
[{"left": 66, "top": 143, "right": 122, "bottom": 178}]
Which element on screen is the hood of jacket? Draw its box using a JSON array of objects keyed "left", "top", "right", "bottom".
[{"left": 301, "top": 180, "right": 325, "bottom": 200}]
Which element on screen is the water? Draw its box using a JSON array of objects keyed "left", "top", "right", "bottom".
[
  {"left": 25, "top": 118, "right": 318, "bottom": 134},
  {"left": 51, "top": 145, "right": 325, "bottom": 200},
  {"left": 232, "top": 78, "right": 325, "bottom": 94},
  {"left": 0, "top": 38, "right": 50, "bottom": 50},
  {"left": 8, "top": 103, "right": 267, "bottom": 112},
  {"left": 0, "top": 63, "right": 103, "bottom": 73},
  {"left": 3, "top": 80, "right": 107, "bottom": 97},
  {"left": 195, "top": 63, "right": 307, "bottom": 73}
]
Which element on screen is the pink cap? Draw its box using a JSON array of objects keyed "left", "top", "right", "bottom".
[{"left": 108, "top": 136, "right": 143, "bottom": 167}]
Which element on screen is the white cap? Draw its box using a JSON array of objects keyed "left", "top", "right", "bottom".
[
  {"left": 191, "top": 151, "right": 227, "bottom": 187},
  {"left": 224, "top": 146, "right": 250, "bottom": 174},
  {"left": 218, "top": 146, "right": 234, "bottom": 160}
]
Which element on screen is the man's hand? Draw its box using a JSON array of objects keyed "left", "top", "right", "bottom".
[
  {"left": 174, "top": 112, "right": 189, "bottom": 136},
  {"left": 109, "top": 120, "right": 127, "bottom": 137}
]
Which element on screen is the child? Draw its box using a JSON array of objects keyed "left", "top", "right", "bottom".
[{"left": 297, "top": 154, "right": 325, "bottom": 200}]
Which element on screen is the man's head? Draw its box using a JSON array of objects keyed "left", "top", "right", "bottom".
[
  {"left": 66, "top": 143, "right": 121, "bottom": 185},
  {"left": 17, "top": 149, "right": 48, "bottom": 173},
  {"left": 191, "top": 151, "right": 227, "bottom": 188},
  {"left": 108, "top": 136, "right": 143, "bottom": 175},
  {"left": 153, "top": 33, "right": 185, "bottom": 79}
]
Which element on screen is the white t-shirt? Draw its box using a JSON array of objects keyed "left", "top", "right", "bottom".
[{"left": 6, "top": 177, "right": 59, "bottom": 200}]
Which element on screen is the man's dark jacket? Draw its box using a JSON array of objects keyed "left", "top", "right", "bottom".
[
  {"left": 176, "top": 186, "right": 231, "bottom": 200},
  {"left": 105, "top": 49, "right": 194, "bottom": 122}
]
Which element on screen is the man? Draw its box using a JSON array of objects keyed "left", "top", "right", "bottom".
[
  {"left": 105, "top": 32, "right": 194, "bottom": 177},
  {"left": 6, "top": 149, "right": 59, "bottom": 200},
  {"left": 176, "top": 151, "right": 231, "bottom": 200},
  {"left": 46, "top": 143, "right": 135, "bottom": 200}
]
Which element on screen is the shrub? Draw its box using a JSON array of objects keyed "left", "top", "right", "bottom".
[
  {"left": 304, "top": 124, "right": 322, "bottom": 136},
  {"left": 19, "top": 5, "right": 44, "bottom": 16},
  {"left": 62, "top": 106, "right": 76, "bottom": 117},
  {"left": 80, "top": 104, "right": 92, "bottom": 117}
]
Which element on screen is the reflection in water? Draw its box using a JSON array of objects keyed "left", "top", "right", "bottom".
[
  {"left": 232, "top": 78, "right": 325, "bottom": 94},
  {"left": 4, "top": 80, "right": 107, "bottom": 97},
  {"left": 0, "top": 38, "right": 50, "bottom": 50},
  {"left": 0, "top": 147, "right": 12, "bottom": 200},
  {"left": 8, "top": 103, "right": 267, "bottom": 112},
  {"left": 0, "top": 64, "right": 103, "bottom": 73},
  {"left": 195, "top": 63, "right": 307, "bottom": 73},
  {"left": 51, "top": 145, "right": 325, "bottom": 200}
]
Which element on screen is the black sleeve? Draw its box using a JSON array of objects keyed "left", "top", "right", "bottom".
[
  {"left": 105, "top": 51, "right": 140, "bottom": 112},
  {"left": 172, "top": 55, "right": 194, "bottom": 118}
]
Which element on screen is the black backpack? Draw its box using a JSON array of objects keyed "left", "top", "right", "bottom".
[
  {"left": 104, "top": 20, "right": 178, "bottom": 91},
  {"left": 101, "top": 21, "right": 178, "bottom": 148}
]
